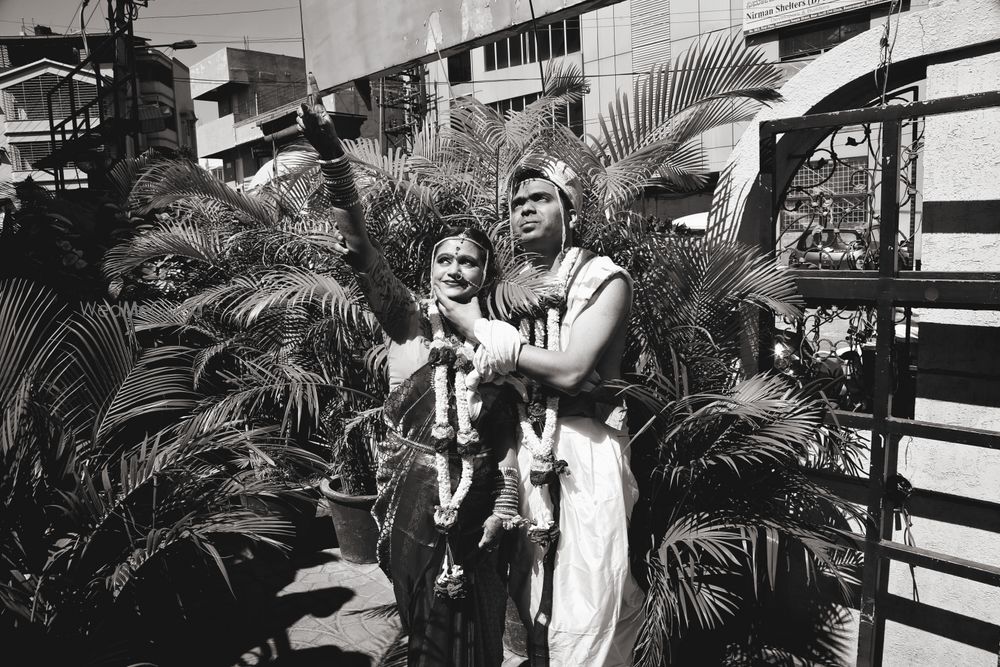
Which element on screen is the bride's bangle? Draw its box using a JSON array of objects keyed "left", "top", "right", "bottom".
[
  {"left": 493, "top": 466, "right": 521, "bottom": 530},
  {"left": 319, "top": 157, "right": 360, "bottom": 208}
]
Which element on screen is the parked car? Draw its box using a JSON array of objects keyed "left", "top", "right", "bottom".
[
  {"left": 788, "top": 227, "right": 867, "bottom": 269},
  {"left": 788, "top": 225, "right": 915, "bottom": 270}
]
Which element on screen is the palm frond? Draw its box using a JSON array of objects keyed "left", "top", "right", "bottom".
[
  {"left": 599, "top": 33, "right": 781, "bottom": 162},
  {"left": 542, "top": 57, "right": 589, "bottom": 100},
  {"left": 107, "top": 149, "right": 162, "bottom": 205},
  {"left": 103, "top": 219, "right": 225, "bottom": 279},
  {"left": 130, "top": 159, "right": 276, "bottom": 224},
  {"left": 0, "top": 279, "right": 66, "bottom": 400}
]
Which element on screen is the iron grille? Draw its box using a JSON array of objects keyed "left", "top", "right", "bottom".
[{"left": 758, "top": 90, "right": 1000, "bottom": 667}]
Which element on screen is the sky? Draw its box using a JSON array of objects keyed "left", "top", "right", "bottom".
[{"left": 0, "top": 0, "right": 307, "bottom": 121}]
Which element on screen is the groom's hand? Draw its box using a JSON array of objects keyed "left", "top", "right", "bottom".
[{"left": 433, "top": 286, "right": 483, "bottom": 343}]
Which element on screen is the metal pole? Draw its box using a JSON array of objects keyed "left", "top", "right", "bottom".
[
  {"left": 297, "top": 0, "right": 308, "bottom": 70},
  {"left": 755, "top": 126, "right": 779, "bottom": 374},
  {"left": 855, "top": 118, "right": 902, "bottom": 667},
  {"left": 378, "top": 78, "right": 386, "bottom": 155},
  {"left": 527, "top": 0, "right": 547, "bottom": 93}
]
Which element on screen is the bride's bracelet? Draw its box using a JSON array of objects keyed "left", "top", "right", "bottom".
[
  {"left": 493, "top": 466, "right": 522, "bottom": 530},
  {"left": 319, "top": 156, "right": 360, "bottom": 208}
]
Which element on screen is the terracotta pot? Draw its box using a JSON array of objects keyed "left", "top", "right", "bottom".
[{"left": 318, "top": 476, "right": 379, "bottom": 564}]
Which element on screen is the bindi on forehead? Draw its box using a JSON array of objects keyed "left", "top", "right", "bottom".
[{"left": 434, "top": 240, "right": 484, "bottom": 261}]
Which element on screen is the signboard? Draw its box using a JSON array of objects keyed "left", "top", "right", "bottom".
[
  {"left": 743, "top": 0, "right": 888, "bottom": 35},
  {"left": 302, "top": 0, "right": 619, "bottom": 91}
]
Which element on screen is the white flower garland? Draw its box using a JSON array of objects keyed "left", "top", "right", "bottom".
[
  {"left": 517, "top": 247, "right": 582, "bottom": 543},
  {"left": 518, "top": 246, "right": 582, "bottom": 465},
  {"left": 426, "top": 301, "right": 477, "bottom": 533}
]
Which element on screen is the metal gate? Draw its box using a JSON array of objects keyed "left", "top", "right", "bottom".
[{"left": 758, "top": 90, "right": 1000, "bottom": 666}]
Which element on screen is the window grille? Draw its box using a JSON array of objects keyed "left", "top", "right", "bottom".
[
  {"left": 9, "top": 140, "right": 69, "bottom": 171},
  {"left": 1, "top": 73, "right": 97, "bottom": 122},
  {"left": 782, "top": 155, "right": 869, "bottom": 231},
  {"left": 779, "top": 15, "right": 870, "bottom": 61}
]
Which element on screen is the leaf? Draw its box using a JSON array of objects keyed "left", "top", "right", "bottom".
[{"left": 130, "top": 159, "right": 276, "bottom": 224}]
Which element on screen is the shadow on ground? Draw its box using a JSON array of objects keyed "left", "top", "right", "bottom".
[{"left": 124, "top": 504, "right": 381, "bottom": 667}]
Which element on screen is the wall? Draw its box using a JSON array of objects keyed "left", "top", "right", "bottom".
[
  {"left": 172, "top": 58, "right": 197, "bottom": 155},
  {"left": 889, "top": 46, "right": 1000, "bottom": 667},
  {"left": 581, "top": 0, "right": 634, "bottom": 137}
]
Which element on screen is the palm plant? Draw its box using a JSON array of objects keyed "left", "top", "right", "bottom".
[
  {"left": 0, "top": 278, "right": 318, "bottom": 664},
  {"left": 101, "top": 155, "right": 390, "bottom": 495},
  {"left": 0, "top": 178, "right": 137, "bottom": 302}
]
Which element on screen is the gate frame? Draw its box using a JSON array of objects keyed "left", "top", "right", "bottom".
[{"left": 757, "top": 90, "right": 1000, "bottom": 666}]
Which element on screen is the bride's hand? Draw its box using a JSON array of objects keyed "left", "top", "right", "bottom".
[
  {"left": 478, "top": 514, "right": 504, "bottom": 551},
  {"left": 434, "top": 286, "right": 483, "bottom": 342},
  {"left": 327, "top": 228, "right": 349, "bottom": 256},
  {"left": 296, "top": 72, "right": 342, "bottom": 159}
]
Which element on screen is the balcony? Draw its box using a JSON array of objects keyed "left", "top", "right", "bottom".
[{"left": 196, "top": 112, "right": 264, "bottom": 159}]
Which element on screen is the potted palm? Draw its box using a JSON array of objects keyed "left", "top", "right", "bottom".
[
  {"left": 104, "top": 154, "right": 388, "bottom": 562},
  {"left": 317, "top": 404, "right": 381, "bottom": 563}
]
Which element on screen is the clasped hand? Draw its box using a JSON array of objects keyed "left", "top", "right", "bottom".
[{"left": 433, "top": 286, "right": 483, "bottom": 343}]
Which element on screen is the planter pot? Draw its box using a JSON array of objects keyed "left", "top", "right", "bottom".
[{"left": 318, "top": 476, "right": 379, "bottom": 564}]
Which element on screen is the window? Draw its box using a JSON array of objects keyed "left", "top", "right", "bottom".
[
  {"left": 483, "top": 17, "right": 581, "bottom": 72},
  {"left": 447, "top": 52, "right": 472, "bottom": 84},
  {"left": 484, "top": 43, "right": 496, "bottom": 71},
  {"left": 1, "top": 73, "right": 97, "bottom": 121},
  {"left": 489, "top": 92, "right": 540, "bottom": 116},
  {"left": 509, "top": 35, "right": 523, "bottom": 67},
  {"left": 161, "top": 104, "right": 177, "bottom": 132},
  {"left": 495, "top": 37, "right": 509, "bottom": 70},
  {"left": 779, "top": 15, "right": 870, "bottom": 60},
  {"left": 566, "top": 18, "right": 581, "bottom": 54},
  {"left": 557, "top": 99, "right": 584, "bottom": 136},
  {"left": 488, "top": 94, "right": 583, "bottom": 136},
  {"left": 551, "top": 21, "right": 566, "bottom": 58},
  {"left": 9, "top": 140, "right": 63, "bottom": 171}
]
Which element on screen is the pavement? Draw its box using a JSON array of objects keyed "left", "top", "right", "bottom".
[{"left": 230, "top": 547, "right": 527, "bottom": 666}]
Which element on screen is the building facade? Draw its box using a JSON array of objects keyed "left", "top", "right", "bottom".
[
  {"left": 0, "top": 29, "right": 196, "bottom": 190},
  {"left": 191, "top": 48, "right": 370, "bottom": 189},
  {"left": 422, "top": 0, "right": 930, "bottom": 222}
]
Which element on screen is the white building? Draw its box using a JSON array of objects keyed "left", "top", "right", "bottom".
[
  {"left": 0, "top": 29, "right": 197, "bottom": 191},
  {"left": 422, "top": 0, "right": 930, "bottom": 220}
]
